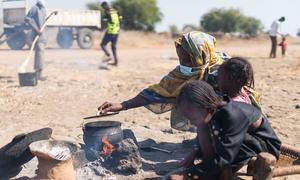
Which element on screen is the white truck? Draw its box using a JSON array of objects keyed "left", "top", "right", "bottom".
[{"left": 0, "top": 0, "right": 101, "bottom": 50}]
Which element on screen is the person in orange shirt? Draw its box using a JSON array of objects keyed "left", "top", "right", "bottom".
[{"left": 278, "top": 36, "right": 287, "bottom": 57}]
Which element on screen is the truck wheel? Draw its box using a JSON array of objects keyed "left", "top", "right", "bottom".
[
  {"left": 57, "top": 29, "right": 73, "bottom": 49},
  {"left": 6, "top": 30, "right": 26, "bottom": 50},
  {"left": 77, "top": 28, "right": 94, "bottom": 49}
]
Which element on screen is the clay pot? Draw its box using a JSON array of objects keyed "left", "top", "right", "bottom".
[{"left": 29, "top": 140, "right": 78, "bottom": 180}]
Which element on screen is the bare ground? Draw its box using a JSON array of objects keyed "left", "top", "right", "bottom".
[{"left": 0, "top": 32, "right": 299, "bottom": 179}]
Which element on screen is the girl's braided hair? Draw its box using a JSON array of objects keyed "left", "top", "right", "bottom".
[{"left": 219, "top": 57, "right": 255, "bottom": 89}]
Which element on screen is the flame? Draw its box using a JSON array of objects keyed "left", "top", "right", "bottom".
[{"left": 100, "top": 135, "right": 115, "bottom": 158}]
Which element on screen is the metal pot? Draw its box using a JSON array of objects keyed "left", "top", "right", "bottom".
[{"left": 82, "top": 121, "right": 123, "bottom": 151}]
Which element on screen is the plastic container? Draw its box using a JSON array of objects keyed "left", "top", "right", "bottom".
[{"left": 18, "top": 72, "right": 37, "bottom": 87}]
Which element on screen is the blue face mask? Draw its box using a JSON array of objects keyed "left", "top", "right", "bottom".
[{"left": 179, "top": 65, "right": 199, "bottom": 76}]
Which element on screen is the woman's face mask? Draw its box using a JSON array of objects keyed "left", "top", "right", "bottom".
[
  {"left": 179, "top": 65, "right": 199, "bottom": 76},
  {"left": 179, "top": 62, "right": 210, "bottom": 76}
]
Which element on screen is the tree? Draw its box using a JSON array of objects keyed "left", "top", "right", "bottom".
[
  {"left": 238, "top": 17, "right": 263, "bottom": 36},
  {"left": 87, "top": 0, "right": 162, "bottom": 31},
  {"left": 113, "top": 0, "right": 162, "bottom": 31},
  {"left": 297, "top": 29, "right": 300, "bottom": 37},
  {"left": 200, "top": 8, "right": 263, "bottom": 36},
  {"left": 169, "top": 24, "right": 179, "bottom": 33},
  {"left": 201, "top": 8, "right": 242, "bottom": 33}
]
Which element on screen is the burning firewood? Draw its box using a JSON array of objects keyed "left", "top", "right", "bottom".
[{"left": 100, "top": 135, "right": 115, "bottom": 158}]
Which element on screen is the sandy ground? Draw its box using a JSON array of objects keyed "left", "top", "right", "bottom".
[{"left": 0, "top": 32, "right": 300, "bottom": 179}]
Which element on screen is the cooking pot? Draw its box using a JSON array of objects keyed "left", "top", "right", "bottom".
[{"left": 83, "top": 121, "right": 123, "bottom": 150}]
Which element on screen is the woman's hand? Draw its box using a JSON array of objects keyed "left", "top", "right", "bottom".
[
  {"left": 179, "top": 150, "right": 198, "bottom": 168},
  {"left": 98, "top": 102, "right": 123, "bottom": 114}
]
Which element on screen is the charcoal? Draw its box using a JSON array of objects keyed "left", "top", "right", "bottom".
[
  {"left": 102, "top": 138, "right": 142, "bottom": 174},
  {"left": 116, "top": 138, "right": 142, "bottom": 174}
]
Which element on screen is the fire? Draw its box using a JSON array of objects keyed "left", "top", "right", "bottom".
[{"left": 100, "top": 135, "right": 115, "bottom": 158}]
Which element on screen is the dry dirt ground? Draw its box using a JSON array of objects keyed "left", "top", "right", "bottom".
[{"left": 0, "top": 32, "right": 299, "bottom": 179}]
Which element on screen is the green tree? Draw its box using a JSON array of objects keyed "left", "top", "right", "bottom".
[
  {"left": 297, "top": 29, "right": 300, "bottom": 37},
  {"left": 113, "top": 0, "right": 162, "bottom": 31},
  {"left": 87, "top": 0, "right": 162, "bottom": 31},
  {"left": 238, "top": 17, "right": 263, "bottom": 36},
  {"left": 169, "top": 25, "right": 179, "bottom": 34},
  {"left": 200, "top": 8, "right": 263, "bottom": 36},
  {"left": 201, "top": 8, "right": 242, "bottom": 33}
]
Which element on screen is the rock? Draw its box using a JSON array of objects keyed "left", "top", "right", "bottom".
[
  {"left": 123, "top": 129, "right": 138, "bottom": 146},
  {"left": 103, "top": 138, "right": 143, "bottom": 174},
  {"left": 295, "top": 104, "right": 300, "bottom": 109}
]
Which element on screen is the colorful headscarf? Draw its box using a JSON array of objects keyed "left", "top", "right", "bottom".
[
  {"left": 147, "top": 31, "right": 223, "bottom": 98},
  {"left": 175, "top": 31, "right": 220, "bottom": 68}
]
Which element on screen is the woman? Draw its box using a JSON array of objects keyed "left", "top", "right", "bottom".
[
  {"left": 98, "top": 31, "right": 229, "bottom": 131},
  {"left": 169, "top": 80, "right": 281, "bottom": 179}
]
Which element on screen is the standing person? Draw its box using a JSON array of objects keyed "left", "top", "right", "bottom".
[
  {"left": 100, "top": 1, "right": 122, "bottom": 66},
  {"left": 269, "top": 17, "right": 285, "bottom": 58},
  {"left": 278, "top": 36, "right": 287, "bottom": 57},
  {"left": 25, "top": 0, "right": 47, "bottom": 80}
]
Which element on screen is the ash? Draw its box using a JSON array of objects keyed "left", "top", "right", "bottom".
[
  {"left": 74, "top": 136, "right": 142, "bottom": 179},
  {"left": 76, "top": 159, "right": 115, "bottom": 180}
]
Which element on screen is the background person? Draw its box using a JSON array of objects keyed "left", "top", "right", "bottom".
[
  {"left": 278, "top": 36, "right": 287, "bottom": 57},
  {"left": 25, "top": 0, "right": 47, "bottom": 80},
  {"left": 100, "top": 1, "right": 122, "bottom": 66},
  {"left": 269, "top": 17, "right": 285, "bottom": 59}
]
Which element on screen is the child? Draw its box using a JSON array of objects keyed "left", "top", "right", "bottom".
[
  {"left": 217, "top": 57, "right": 255, "bottom": 105},
  {"left": 278, "top": 36, "right": 287, "bottom": 57},
  {"left": 170, "top": 81, "right": 281, "bottom": 179}
]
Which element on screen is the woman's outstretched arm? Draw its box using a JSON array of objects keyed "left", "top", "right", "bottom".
[{"left": 98, "top": 94, "right": 150, "bottom": 114}]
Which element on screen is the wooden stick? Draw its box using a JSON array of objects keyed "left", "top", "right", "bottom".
[{"left": 273, "top": 166, "right": 300, "bottom": 177}]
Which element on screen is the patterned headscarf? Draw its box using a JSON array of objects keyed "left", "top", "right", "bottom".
[
  {"left": 175, "top": 31, "right": 219, "bottom": 68},
  {"left": 147, "top": 31, "right": 223, "bottom": 98}
]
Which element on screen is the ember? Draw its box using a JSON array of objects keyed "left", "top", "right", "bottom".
[{"left": 100, "top": 135, "right": 115, "bottom": 157}]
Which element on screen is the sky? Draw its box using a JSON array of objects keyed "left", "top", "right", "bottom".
[{"left": 28, "top": 0, "right": 299, "bottom": 36}]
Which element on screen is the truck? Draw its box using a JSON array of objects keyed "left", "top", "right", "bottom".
[{"left": 0, "top": 0, "right": 101, "bottom": 50}]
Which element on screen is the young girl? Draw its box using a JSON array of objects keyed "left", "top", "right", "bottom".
[
  {"left": 217, "top": 57, "right": 259, "bottom": 106},
  {"left": 278, "top": 36, "right": 287, "bottom": 57},
  {"left": 170, "top": 80, "right": 281, "bottom": 179}
]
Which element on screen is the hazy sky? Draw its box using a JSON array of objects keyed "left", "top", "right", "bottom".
[{"left": 30, "top": 0, "right": 299, "bottom": 36}]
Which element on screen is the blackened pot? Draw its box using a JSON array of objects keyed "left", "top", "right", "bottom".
[{"left": 83, "top": 121, "right": 123, "bottom": 150}]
